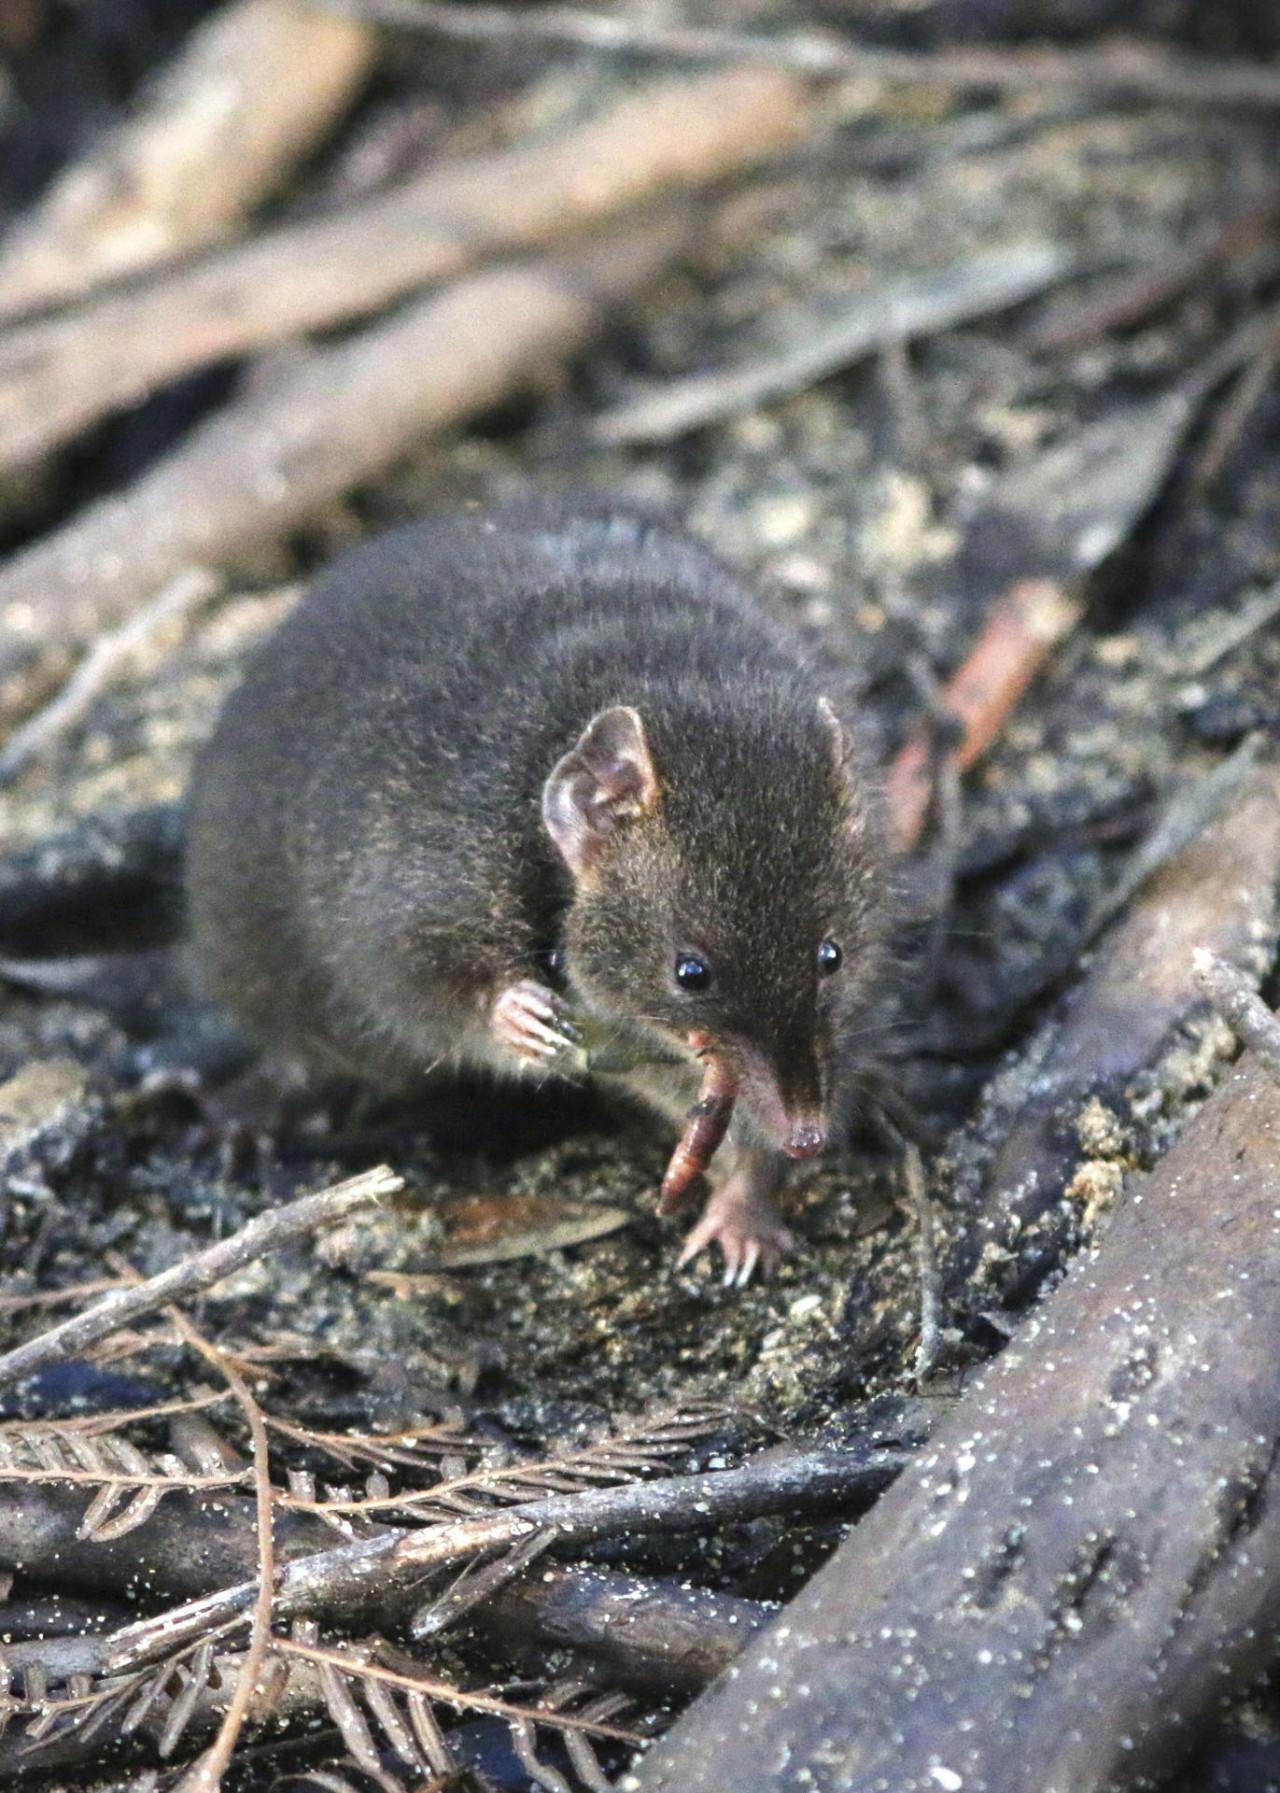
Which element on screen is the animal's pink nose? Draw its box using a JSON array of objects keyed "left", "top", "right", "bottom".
[{"left": 785, "top": 1122, "right": 827, "bottom": 1160}]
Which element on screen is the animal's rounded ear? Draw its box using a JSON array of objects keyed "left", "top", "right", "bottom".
[
  {"left": 817, "top": 697, "right": 867, "bottom": 837},
  {"left": 542, "top": 705, "right": 659, "bottom": 880},
  {"left": 817, "top": 696, "right": 853, "bottom": 765}
]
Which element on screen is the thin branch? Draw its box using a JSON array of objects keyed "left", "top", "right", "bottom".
[
  {"left": 0, "top": 1167, "right": 401, "bottom": 1390},
  {"left": 1191, "top": 949, "right": 1280, "bottom": 1084},
  {"left": 158, "top": 1310, "right": 276, "bottom": 1793},
  {"left": 0, "top": 568, "right": 221, "bottom": 786},
  {"left": 325, "top": 0, "right": 1280, "bottom": 108},
  {"left": 594, "top": 242, "right": 1068, "bottom": 445},
  {"left": 887, "top": 578, "right": 1083, "bottom": 852}
]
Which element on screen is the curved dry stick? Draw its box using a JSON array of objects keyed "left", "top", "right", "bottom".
[{"left": 657, "top": 1049, "right": 739, "bottom": 1217}]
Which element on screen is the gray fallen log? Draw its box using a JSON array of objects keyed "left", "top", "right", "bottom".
[
  {"left": 950, "top": 752, "right": 1280, "bottom": 1308},
  {"left": 627, "top": 1040, "right": 1280, "bottom": 1792}
]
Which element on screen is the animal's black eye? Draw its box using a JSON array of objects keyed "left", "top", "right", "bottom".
[
  {"left": 674, "top": 952, "right": 712, "bottom": 993},
  {"left": 817, "top": 938, "right": 842, "bottom": 976}
]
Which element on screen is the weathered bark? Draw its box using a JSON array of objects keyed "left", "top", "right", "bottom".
[{"left": 627, "top": 1043, "right": 1280, "bottom": 1792}]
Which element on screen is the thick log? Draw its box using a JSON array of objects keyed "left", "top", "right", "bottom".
[
  {"left": 0, "top": 65, "right": 810, "bottom": 470},
  {"left": 0, "top": 0, "right": 375, "bottom": 320},
  {"left": 0, "top": 210, "right": 689, "bottom": 686},
  {"left": 949, "top": 756, "right": 1280, "bottom": 1307},
  {"left": 627, "top": 1042, "right": 1280, "bottom": 1792}
]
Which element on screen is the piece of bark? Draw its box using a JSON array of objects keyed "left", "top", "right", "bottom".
[
  {"left": 626, "top": 1037, "right": 1280, "bottom": 1793},
  {"left": 0, "top": 209, "right": 692, "bottom": 687},
  {"left": 0, "top": 0, "right": 376, "bottom": 322},
  {"left": 948, "top": 756, "right": 1280, "bottom": 1307},
  {"left": 0, "top": 65, "right": 811, "bottom": 472}
]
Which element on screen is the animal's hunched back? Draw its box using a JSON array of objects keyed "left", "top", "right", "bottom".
[{"left": 188, "top": 505, "right": 885, "bottom": 1280}]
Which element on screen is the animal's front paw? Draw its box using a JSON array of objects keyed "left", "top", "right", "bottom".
[
  {"left": 676, "top": 1178, "right": 795, "bottom": 1287},
  {"left": 491, "top": 980, "right": 580, "bottom": 1066}
]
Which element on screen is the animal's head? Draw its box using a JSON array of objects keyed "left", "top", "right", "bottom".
[{"left": 542, "top": 697, "right": 883, "bottom": 1158}]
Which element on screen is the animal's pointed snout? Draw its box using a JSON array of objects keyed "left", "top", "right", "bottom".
[{"left": 784, "top": 1117, "right": 827, "bottom": 1160}]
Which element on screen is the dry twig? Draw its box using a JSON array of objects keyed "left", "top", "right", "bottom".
[
  {"left": 594, "top": 241, "right": 1068, "bottom": 445},
  {"left": 0, "top": 1167, "right": 399, "bottom": 1390},
  {"left": 0, "top": 568, "right": 221, "bottom": 786},
  {"left": 0, "top": 0, "right": 375, "bottom": 320},
  {"left": 887, "top": 579, "right": 1083, "bottom": 853},
  {"left": 1191, "top": 948, "right": 1280, "bottom": 1083}
]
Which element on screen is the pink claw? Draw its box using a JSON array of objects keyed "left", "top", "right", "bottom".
[
  {"left": 676, "top": 1178, "right": 795, "bottom": 1286},
  {"left": 491, "top": 980, "right": 579, "bottom": 1065}
]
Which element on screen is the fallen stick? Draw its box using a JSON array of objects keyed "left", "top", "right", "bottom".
[
  {"left": 627, "top": 1033, "right": 1280, "bottom": 1792},
  {"left": 0, "top": 0, "right": 376, "bottom": 322},
  {"left": 103, "top": 1443, "right": 907, "bottom": 1674},
  {"left": 887, "top": 577, "right": 1082, "bottom": 853},
  {"left": 330, "top": 0, "right": 1280, "bottom": 109},
  {"left": 0, "top": 65, "right": 811, "bottom": 472},
  {"left": 594, "top": 241, "right": 1069, "bottom": 445},
  {"left": 0, "top": 209, "right": 692, "bottom": 686},
  {"left": 0, "top": 1167, "right": 400, "bottom": 1389}
]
